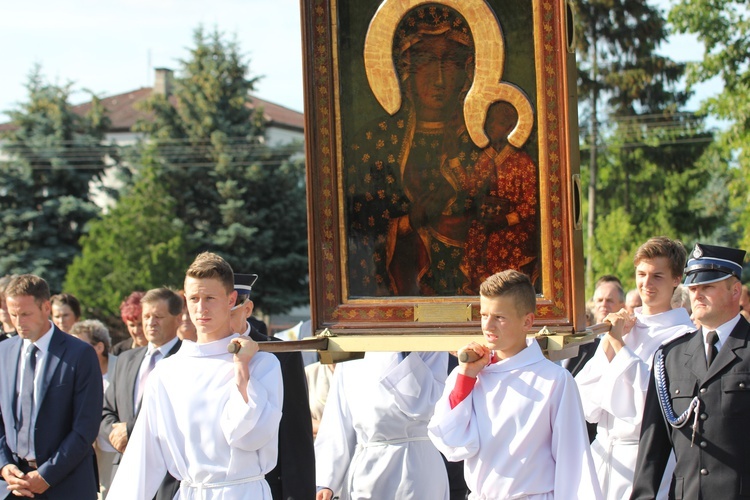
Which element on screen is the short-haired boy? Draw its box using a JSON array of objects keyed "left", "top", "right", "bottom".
[
  {"left": 575, "top": 237, "right": 694, "bottom": 499},
  {"left": 108, "top": 252, "right": 283, "bottom": 499},
  {"left": 428, "top": 270, "right": 602, "bottom": 499}
]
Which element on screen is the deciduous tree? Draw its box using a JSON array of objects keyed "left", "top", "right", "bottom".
[
  {"left": 670, "top": 0, "right": 750, "bottom": 250},
  {"left": 64, "top": 155, "right": 191, "bottom": 317}
]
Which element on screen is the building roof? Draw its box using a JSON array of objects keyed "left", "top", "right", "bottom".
[
  {"left": 0, "top": 88, "right": 304, "bottom": 135},
  {"left": 74, "top": 87, "right": 155, "bottom": 132}
]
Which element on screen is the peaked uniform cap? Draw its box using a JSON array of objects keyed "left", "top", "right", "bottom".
[
  {"left": 684, "top": 243, "right": 745, "bottom": 286},
  {"left": 234, "top": 273, "right": 259, "bottom": 297}
]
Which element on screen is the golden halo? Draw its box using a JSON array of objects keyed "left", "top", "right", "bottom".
[{"left": 364, "top": 0, "right": 534, "bottom": 148}]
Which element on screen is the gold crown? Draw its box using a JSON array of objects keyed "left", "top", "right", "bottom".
[{"left": 395, "top": 4, "right": 473, "bottom": 55}]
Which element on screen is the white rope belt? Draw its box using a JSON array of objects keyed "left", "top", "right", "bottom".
[
  {"left": 182, "top": 473, "right": 264, "bottom": 499},
  {"left": 600, "top": 436, "right": 640, "bottom": 447},
  {"left": 360, "top": 436, "right": 430, "bottom": 448}
]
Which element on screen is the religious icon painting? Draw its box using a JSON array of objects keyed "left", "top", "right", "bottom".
[{"left": 302, "top": 0, "right": 586, "bottom": 335}]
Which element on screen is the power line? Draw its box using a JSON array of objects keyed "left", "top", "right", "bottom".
[{"left": 579, "top": 135, "right": 715, "bottom": 151}]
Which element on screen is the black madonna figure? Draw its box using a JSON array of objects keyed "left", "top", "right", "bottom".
[{"left": 345, "top": 2, "right": 538, "bottom": 298}]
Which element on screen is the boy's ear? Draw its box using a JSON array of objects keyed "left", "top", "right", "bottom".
[
  {"left": 523, "top": 312, "right": 535, "bottom": 331},
  {"left": 244, "top": 300, "right": 255, "bottom": 319}
]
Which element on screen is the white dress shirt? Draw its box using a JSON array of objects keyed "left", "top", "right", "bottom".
[
  {"left": 17, "top": 321, "right": 54, "bottom": 459},
  {"left": 702, "top": 313, "right": 741, "bottom": 358},
  {"left": 133, "top": 336, "right": 180, "bottom": 408}
]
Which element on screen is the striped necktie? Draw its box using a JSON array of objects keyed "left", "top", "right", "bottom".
[{"left": 17, "top": 344, "right": 39, "bottom": 458}]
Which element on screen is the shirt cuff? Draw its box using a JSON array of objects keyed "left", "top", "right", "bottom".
[{"left": 449, "top": 373, "right": 476, "bottom": 409}]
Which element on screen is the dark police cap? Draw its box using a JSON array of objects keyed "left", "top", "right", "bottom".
[
  {"left": 684, "top": 243, "right": 746, "bottom": 286},
  {"left": 234, "top": 273, "right": 259, "bottom": 298}
]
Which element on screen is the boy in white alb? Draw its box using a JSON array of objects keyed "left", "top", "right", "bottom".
[
  {"left": 429, "top": 270, "right": 602, "bottom": 499},
  {"left": 108, "top": 252, "right": 283, "bottom": 499},
  {"left": 575, "top": 237, "right": 694, "bottom": 499},
  {"left": 315, "top": 350, "right": 449, "bottom": 500}
]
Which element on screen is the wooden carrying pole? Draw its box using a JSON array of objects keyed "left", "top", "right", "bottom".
[
  {"left": 230, "top": 323, "right": 611, "bottom": 365},
  {"left": 457, "top": 321, "right": 611, "bottom": 362}
]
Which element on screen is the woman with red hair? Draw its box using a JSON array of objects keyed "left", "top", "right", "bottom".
[{"left": 111, "top": 291, "right": 146, "bottom": 354}]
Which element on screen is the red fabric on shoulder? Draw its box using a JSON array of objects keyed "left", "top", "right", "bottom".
[{"left": 449, "top": 373, "right": 477, "bottom": 409}]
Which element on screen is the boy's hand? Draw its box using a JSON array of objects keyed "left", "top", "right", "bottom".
[
  {"left": 229, "top": 337, "right": 259, "bottom": 364},
  {"left": 316, "top": 488, "right": 334, "bottom": 500},
  {"left": 603, "top": 308, "right": 632, "bottom": 361},
  {"left": 458, "top": 342, "right": 491, "bottom": 378},
  {"left": 231, "top": 337, "right": 260, "bottom": 403},
  {"left": 605, "top": 309, "right": 631, "bottom": 343}
]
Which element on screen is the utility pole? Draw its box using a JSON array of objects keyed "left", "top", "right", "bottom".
[{"left": 585, "top": 17, "right": 597, "bottom": 293}]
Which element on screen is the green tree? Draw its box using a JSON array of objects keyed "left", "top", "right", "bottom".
[
  {"left": 0, "top": 67, "right": 111, "bottom": 291},
  {"left": 133, "top": 26, "right": 308, "bottom": 314},
  {"left": 598, "top": 113, "right": 717, "bottom": 237},
  {"left": 64, "top": 152, "right": 191, "bottom": 318},
  {"left": 589, "top": 207, "right": 639, "bottom": 295},
  {"left": 571, "top": 0, "right": 732, "bottom": 290},
  {"left": 670, "top": 0, "right": 750, "bottom": 250},
  {"left": 213, "top": 148, "right": 309, "bottom": 313}
]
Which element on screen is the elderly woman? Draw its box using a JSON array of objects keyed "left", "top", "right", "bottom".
[{"left": 70, "top": 319, "right": 118, "bottom": 497}]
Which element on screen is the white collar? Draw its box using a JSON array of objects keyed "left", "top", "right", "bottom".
[
  {"left": 23, "top": 321, "right": 55, "bottom": 355},
  {"left": 241, "top": 322, "right": 252, "bottom": 336},
  {"left": 703, "top": 313, "right": 741, "bottom": 347},
  {"left": 148, "top": 336, "right": 179, "bottom": 357},
  {"left": 634, "top": 307, "right": 694, "bottom": 329},
  {"left": 483, "top": 338, "right": 544, "bottom": 372},
  {"left": 178, "top": 333, "right": 239, "bottom": 358}
]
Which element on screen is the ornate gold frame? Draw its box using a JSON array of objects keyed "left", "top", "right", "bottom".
[{"left": 301, "top": 0, "right": 585, "bottom": 337}]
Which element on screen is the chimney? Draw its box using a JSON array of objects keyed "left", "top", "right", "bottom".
[{"left": 153, "top": 68, "right": 173, "bottom": 96}]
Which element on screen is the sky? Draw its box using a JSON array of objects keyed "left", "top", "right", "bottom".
[
  {"left": 0, "top": 0, "right": 306, "bottom": 119},
  {"left": 0, "top": 0, "right": 720, "bottom": 123}
]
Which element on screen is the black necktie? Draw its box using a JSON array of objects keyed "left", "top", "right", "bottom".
[
  {"left": 17, "top": 344, "right": 39, "bottom": 458},
  {"left": 706, "top": 330, "right": 719, "bottom": 367}
]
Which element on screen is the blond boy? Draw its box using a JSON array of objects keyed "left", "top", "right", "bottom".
[{"left": 428, "top": 270, "right": 601, "bottom": 499}]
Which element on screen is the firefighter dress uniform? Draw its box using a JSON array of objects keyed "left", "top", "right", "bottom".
[{"left": 632, "top": 243, "right": 750, "bottom": 500}]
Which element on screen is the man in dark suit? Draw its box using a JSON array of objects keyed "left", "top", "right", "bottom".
[
  {"left": 230, "top": 274, "right": 315, "bottom": 500},
  {"left": 566, "top": 275, "right": 625, "bottom": 376},
  {"left": 101, "top": 287, "right": 182, "bottom": 498},
  {"left": 632, "top": 243, "right": 750, "bottom": 500},
  {"left": 0, "top": 274, "right": 103, "bottom": 499}
]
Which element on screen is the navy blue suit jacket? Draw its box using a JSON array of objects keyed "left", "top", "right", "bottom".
[{"left": 0, "top": 326, "right": 103, "bottom": 499}]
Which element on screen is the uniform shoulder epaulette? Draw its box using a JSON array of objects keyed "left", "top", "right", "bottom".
[{"left": 660, "top": 329, "right": 697, "bottom": 350}]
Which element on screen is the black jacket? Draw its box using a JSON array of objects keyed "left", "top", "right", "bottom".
[
  {"left": 101, "top": 340, "right": 182, "bottom": 500},
  {"left": 565, "top": 338, "right": 600, "bottom": 443},
  {"left": 632, "top": 316, "right": 750, "bottom": 500}
]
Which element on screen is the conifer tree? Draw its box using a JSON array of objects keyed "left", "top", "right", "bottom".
[
  {"left": 64, "top": 153, "right": 191, "bottom": 317},
  {"left": 133, "top": 27, "right": 308, "bottom": 314},
  {"left": 573, "top": 0, "right": 721, "bottom": 291},
  {"left": 0, "top": 67, "right": 111, "bottom": 291}
]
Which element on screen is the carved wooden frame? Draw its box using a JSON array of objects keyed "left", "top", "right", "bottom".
[{"left": 301, "top": 0, "right": 585, "bottom": 336}]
